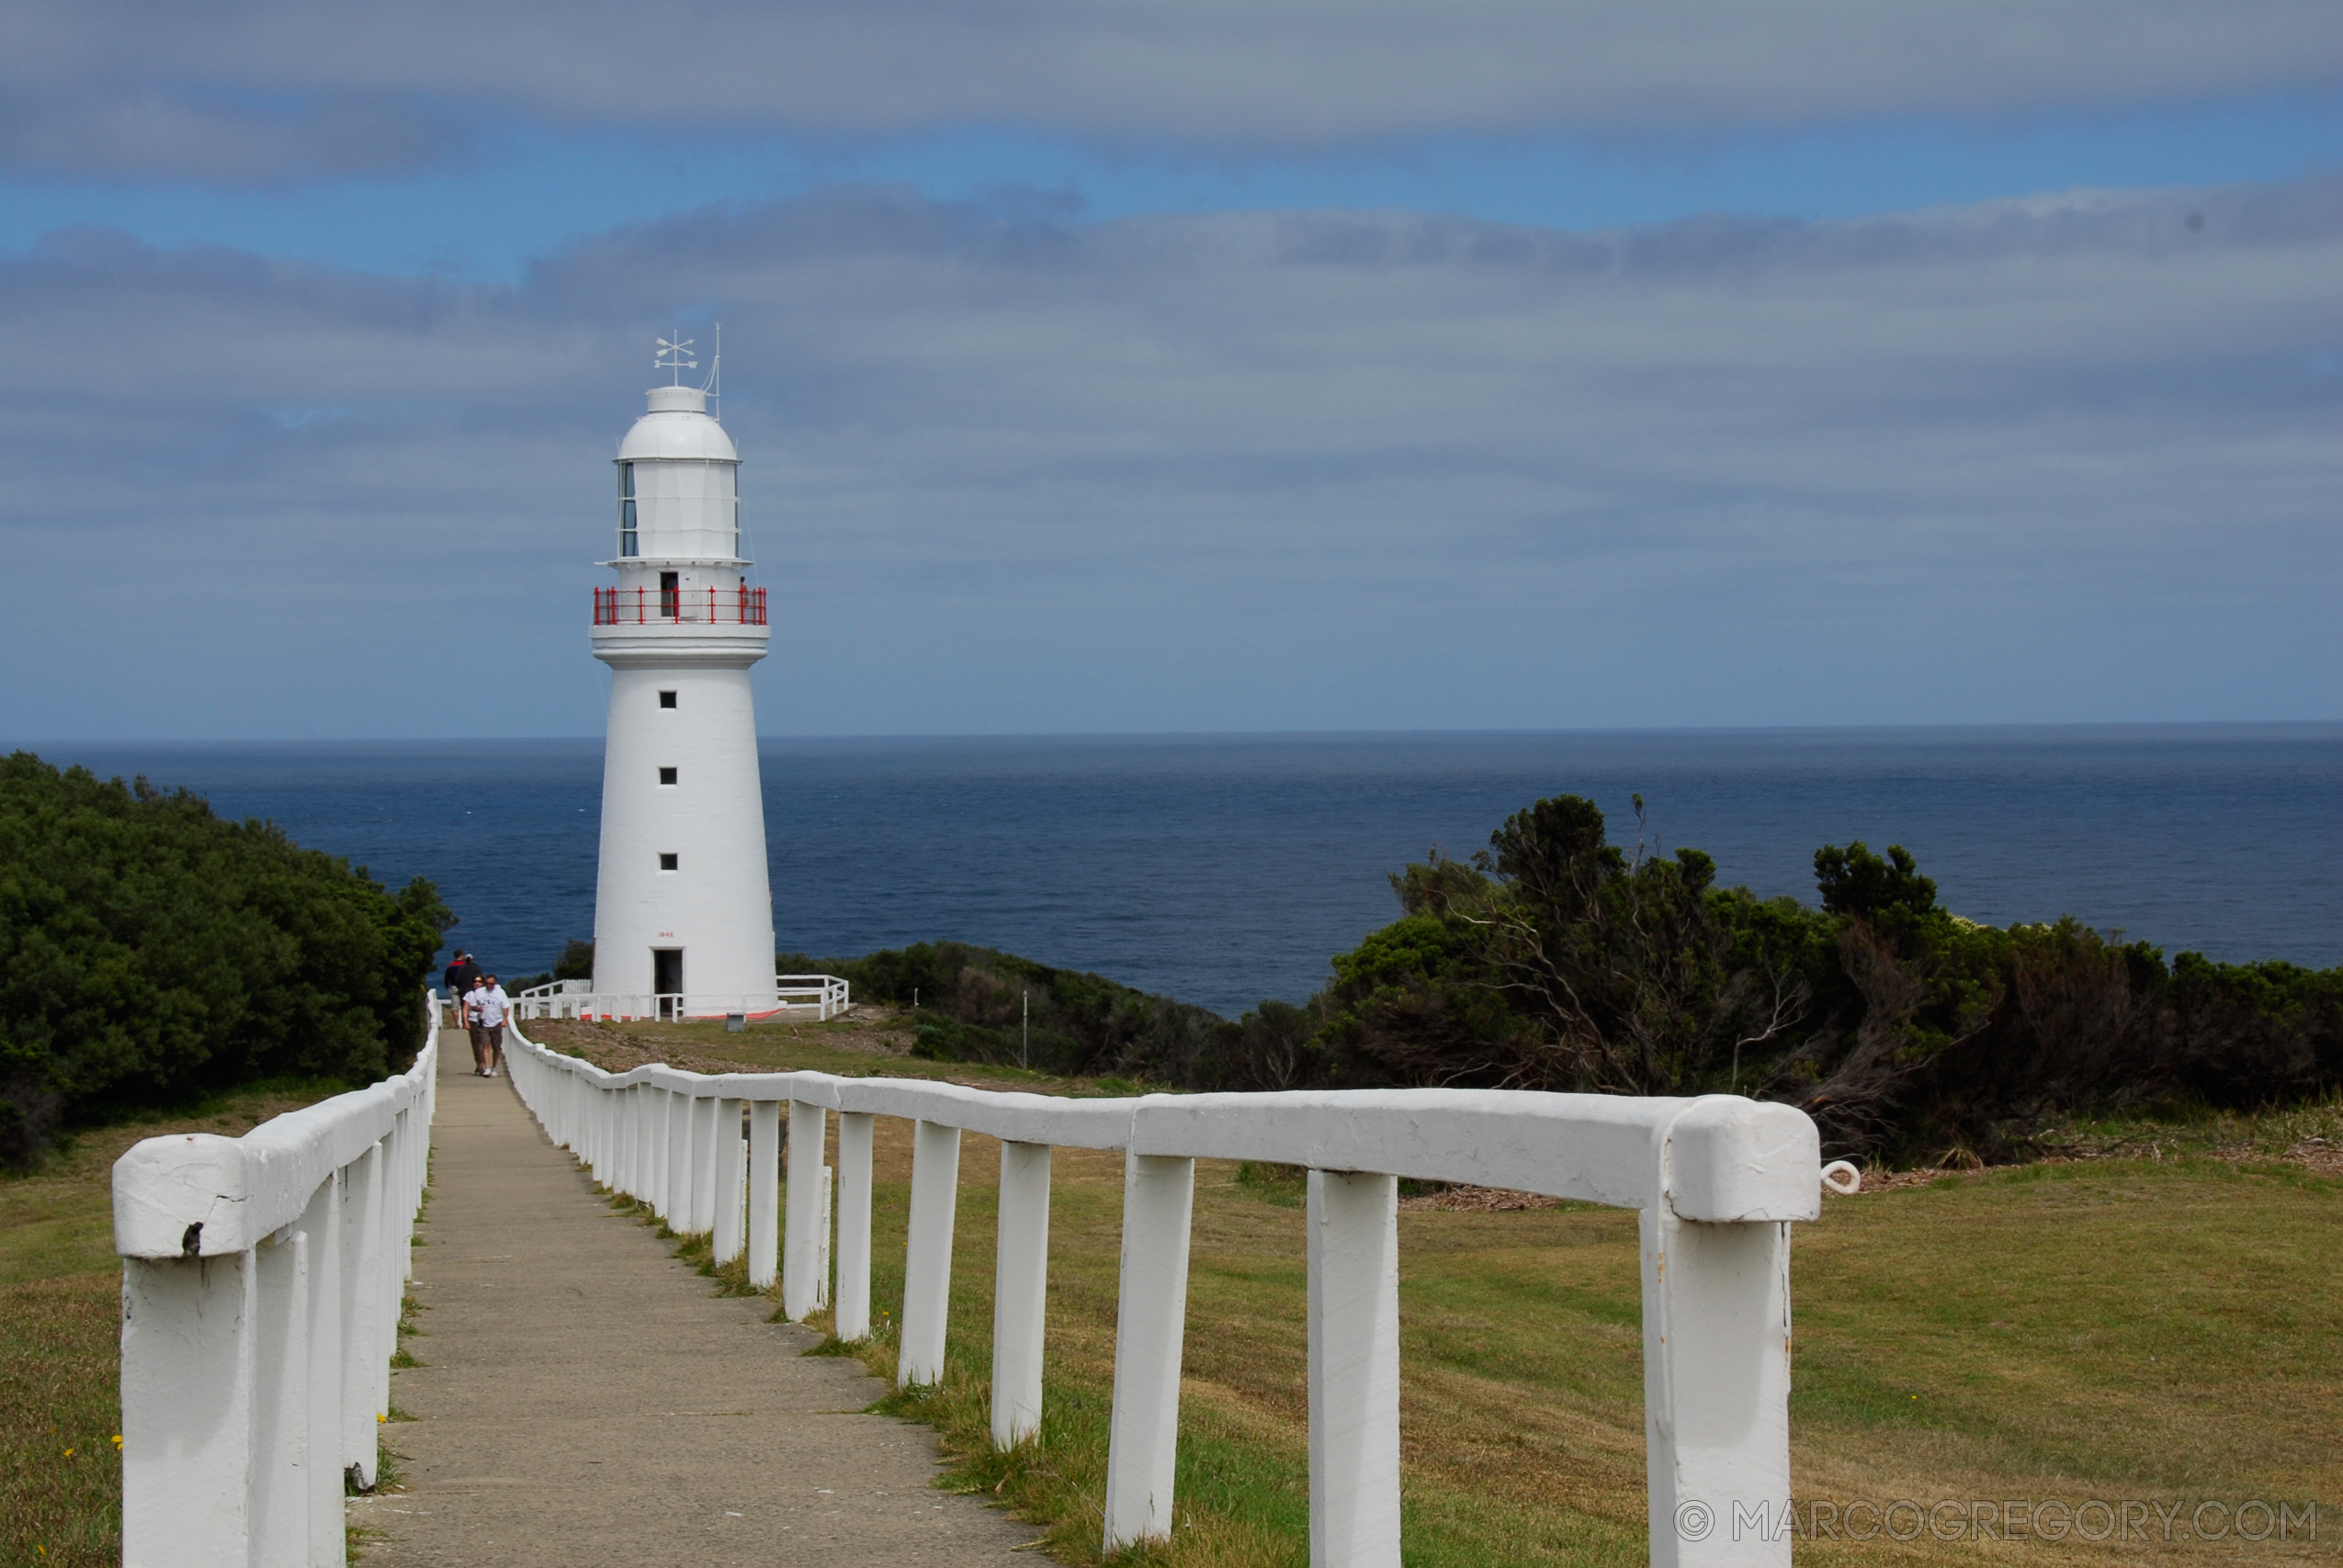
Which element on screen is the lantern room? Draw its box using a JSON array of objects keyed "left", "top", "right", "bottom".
[{"left": 613, "top": 384, "right": 742, "bottom": 565}]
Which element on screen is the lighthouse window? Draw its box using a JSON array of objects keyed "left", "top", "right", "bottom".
[
  {"left": 658, "top": 767, "right": 677, "bottom": 785},
  {"left": 659, "top": 852, "right": 678, "bottom": 872},
  {"left": 658, "top": 690, "right": 676, "bottom": 708},
  {"left": 660, "top": 570, "right": 680, "bottom": 619},
  {"left": 618, "top": 464, "right": 638, "bottom": 557}
]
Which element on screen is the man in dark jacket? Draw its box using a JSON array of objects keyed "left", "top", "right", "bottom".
[{"left": 442, "top": 951, "right": 480, "bottom": 1025}]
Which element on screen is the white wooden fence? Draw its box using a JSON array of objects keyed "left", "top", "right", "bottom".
[
  {"left": 514, "top": 974, "right": 852, "bottom": 1022},
  {"left": 502, "top": 1018, "right": 1823, "bottom": 1568},
  {"left": 111, "top": 998, "right": 438, "bottom": 1568}
]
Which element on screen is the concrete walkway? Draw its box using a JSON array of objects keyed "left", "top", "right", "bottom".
[{"left": 352, "top": 1048, "right": 1036, "bottom": 1566}]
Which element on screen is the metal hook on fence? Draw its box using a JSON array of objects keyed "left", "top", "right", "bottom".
[{"left": 1820, "top": 1159, "right": 1862, "bottom": 1196}]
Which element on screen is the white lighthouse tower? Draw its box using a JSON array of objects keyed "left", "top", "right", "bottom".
[{"left": 588, "top": 335, "right": 777, "bottom": 1015}]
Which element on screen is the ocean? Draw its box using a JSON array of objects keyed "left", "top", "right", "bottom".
[{"left": 29, "top": 726, "right": 2341, "bottom": 1019}]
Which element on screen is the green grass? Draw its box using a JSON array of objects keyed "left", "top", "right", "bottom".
[
  {"left": 0, "top": 1080, "right": 352, "bottom": 1568},
  {"left": 1790, "top": 1158, "right": 2342, "bottom": 1495},
  {"left": 22, "top": 1022, "right": 2335, "bottom": 1568},
  {"left": 0, "top": 1274, "right": 122, "bottom": 1567},
  {"left": 572, "top": 1023, "right": 2342, "bottom": 1568}
]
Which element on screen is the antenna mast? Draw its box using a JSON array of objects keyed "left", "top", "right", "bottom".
[{"left": 704, "top": 321, "right": 722, "bottom": 420}]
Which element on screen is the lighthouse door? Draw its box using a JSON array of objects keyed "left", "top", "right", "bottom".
[{"left": 653, "top": 948, "right": 684, "bottom": 1019}]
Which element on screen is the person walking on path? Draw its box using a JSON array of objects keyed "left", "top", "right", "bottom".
[
  {"left": 476, "top": 973, "right": 513, "bottom": 1077},
  {"left": 464, "top": 975, "right": 493, "bottom": 1076},
  {"left": 442, "top": 950, "right": 479, "bottom": 1027}
]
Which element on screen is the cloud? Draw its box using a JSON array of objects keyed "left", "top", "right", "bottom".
[
  {"left": 0, "top": 178, "right": 2337, "bottom": 738},
  {"left": 0, "top": 90, "right": 461, "bottom": 184},
  {"left": 2, "top": 1, "right": 2340, "bottom": 181}
]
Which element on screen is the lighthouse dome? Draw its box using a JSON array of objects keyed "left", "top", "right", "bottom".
[{"left": 617, "top": 384, "right": 738, "bottom": 463}]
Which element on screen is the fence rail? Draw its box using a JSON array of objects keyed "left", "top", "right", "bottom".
[
  {"left": 502, "top": 1018, "right": 1822, "bottom": 1567},
  {"left": 513, "top": 974, "right": 850, "bottom": 1022},
  {"left": 113, "top": 995, "right": 438, "bottom": 1568}
]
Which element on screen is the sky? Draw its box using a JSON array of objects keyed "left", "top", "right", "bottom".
[{"left": 2, "top": 1, "right": 2338, "bottom": 739}]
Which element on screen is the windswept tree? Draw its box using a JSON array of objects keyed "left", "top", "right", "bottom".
[
  {"left": 1318, "top": 794, "right": 1807, "bottom": 1095},
  {"left": 1756, "top": 840, "right": 2003, "bottom": 1156}
]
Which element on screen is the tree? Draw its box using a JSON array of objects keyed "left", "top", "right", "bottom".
[
  {"left": 1814, "top": 841, "right": 1936, "bottom": 938},
  {"left": 0, "top": 752, "right": 452, "bottom": 1163},
  {"left": 1312, "top": 795, "right": 1809, "bottom": 1098}
]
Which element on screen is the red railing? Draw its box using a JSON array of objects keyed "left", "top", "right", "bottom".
[{"left": 594, "top": 585, "right": 768, "bottom": 626}]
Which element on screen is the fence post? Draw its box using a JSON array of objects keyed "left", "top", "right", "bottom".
[
  {"left": 368, "top": 1134, "right": 397, "bottom": 1450},
  {"left": 898, "top": 1119, "right": 961, "bottom": 1386},
  {"left": 598, "top": 1083, "right": 615, "bottom": 1186},
  {"left": 249, "top": 1228, "right": 310, "bottom": 1566},
  {"left": 340, "top": 1142, "right": 382, "bottom": 1487},
  {"left": 834, "top": 1111, "right": 875, "bottom": 1341},
  {"left": 120, "top": 1249, "right": 255, "bottom": 1568},
  {"left": 626, "top": 1085, "right": 647, "bottom": 1197},
  {"left": 606, "top": 1083, "right": 623, "bottom": 1191},
  {"left": 607, "top": 1082, "right": 622, "bottom": 1187},
  {"left": 650, "top": 1087, "right": 672, "bottom": 1213},
  {"left": 651, "top": 1085, "right": 666, "bottom": 1204},
  {"left": 1307, "top": 1169, "right": 1401, "bottom": 1568},
  {"left": 691, "top": 1095, "right": 719, "bottom": 1235},
  {"left": 650, "top": 1085, "right": 666, "bottom": 1205},
  {"left": 991, "top": 1140, "right": 1051, "bottom": 1449},
  {"left": 1102, "top": 1153, "right": 1195, "bottom": 1551},
  {"left": 300, "top": 1175, "right": 346, "bottom": 1564},
  {"left": 712, "top": 1099, "right": 746, "bottom": 1265},
  {"left": 577, "top": 1074, "right": 594, "bottom": 1179},
  {"left": 783, "top": 1099, "right": 828, "bottom": 1319},
  {"left": 747, "top": 1100, "right": 781, "bottom": 1289},
  {"left": 817, "top": 1165, "right": 833, "bottom": 1308},
  {"left": 640, "top": 1087, "right": 662, "bottom": 1210},
  {"left": 1640, "top": 1206, "right": 1795, "bottom": 1568},
  {"left": 613, "top": 1085, "right": 631, "bottom": 1194},
  {"left": 393, "top": 1106, "right": 418, "bottom": 1286},
  {"left": 666, "top": 1090, "right": 695, "bottom": 1230}
]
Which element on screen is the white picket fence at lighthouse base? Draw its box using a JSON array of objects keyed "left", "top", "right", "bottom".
[
  {"left": 111, "top": 998, "right": 438, "bottom": 1568},
  {"left": 503, "top": 1019, "right": 1824, "bottom": 1568}
]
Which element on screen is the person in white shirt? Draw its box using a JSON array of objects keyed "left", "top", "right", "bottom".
[
  {"left": 476, "top": 975, "right": 513, "bottom": 1077},
  {"left": 464, "top": 978, "right": 492, "bottom": 1076}
]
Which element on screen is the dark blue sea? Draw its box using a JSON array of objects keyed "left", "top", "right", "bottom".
[{"left": 28, "top": 728, "right": 2342, "bottom": 1018}]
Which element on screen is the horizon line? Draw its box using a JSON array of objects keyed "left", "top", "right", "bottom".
[{"left": 14, "top": 718, "right": 2343, "bottom": 750}]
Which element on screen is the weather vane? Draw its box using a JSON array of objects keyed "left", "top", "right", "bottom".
[{"left": 655, "top": 330, "right": 697, "bottom": 385}]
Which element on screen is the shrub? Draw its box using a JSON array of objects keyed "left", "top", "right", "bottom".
[
  {"left": 1219, "top": 793, "right": 2342, "bottom": 1165},
  {"left": 0, "top": 752, "right": 452, "bottom": 1163},
  {"left": 787, "top": 792, "right": 2340, "bottom": 1167},
  {"left": 779, "top": 940, "right": 1225, "bottom": 1082}
]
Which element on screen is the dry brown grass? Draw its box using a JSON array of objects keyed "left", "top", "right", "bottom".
[{"left": 525, "top": 1006, "right": 928, "bottom": 1075}]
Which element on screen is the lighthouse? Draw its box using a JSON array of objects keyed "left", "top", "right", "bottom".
[{"left": 588, "top": 336, "right": 777, "bottom": 1015}]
